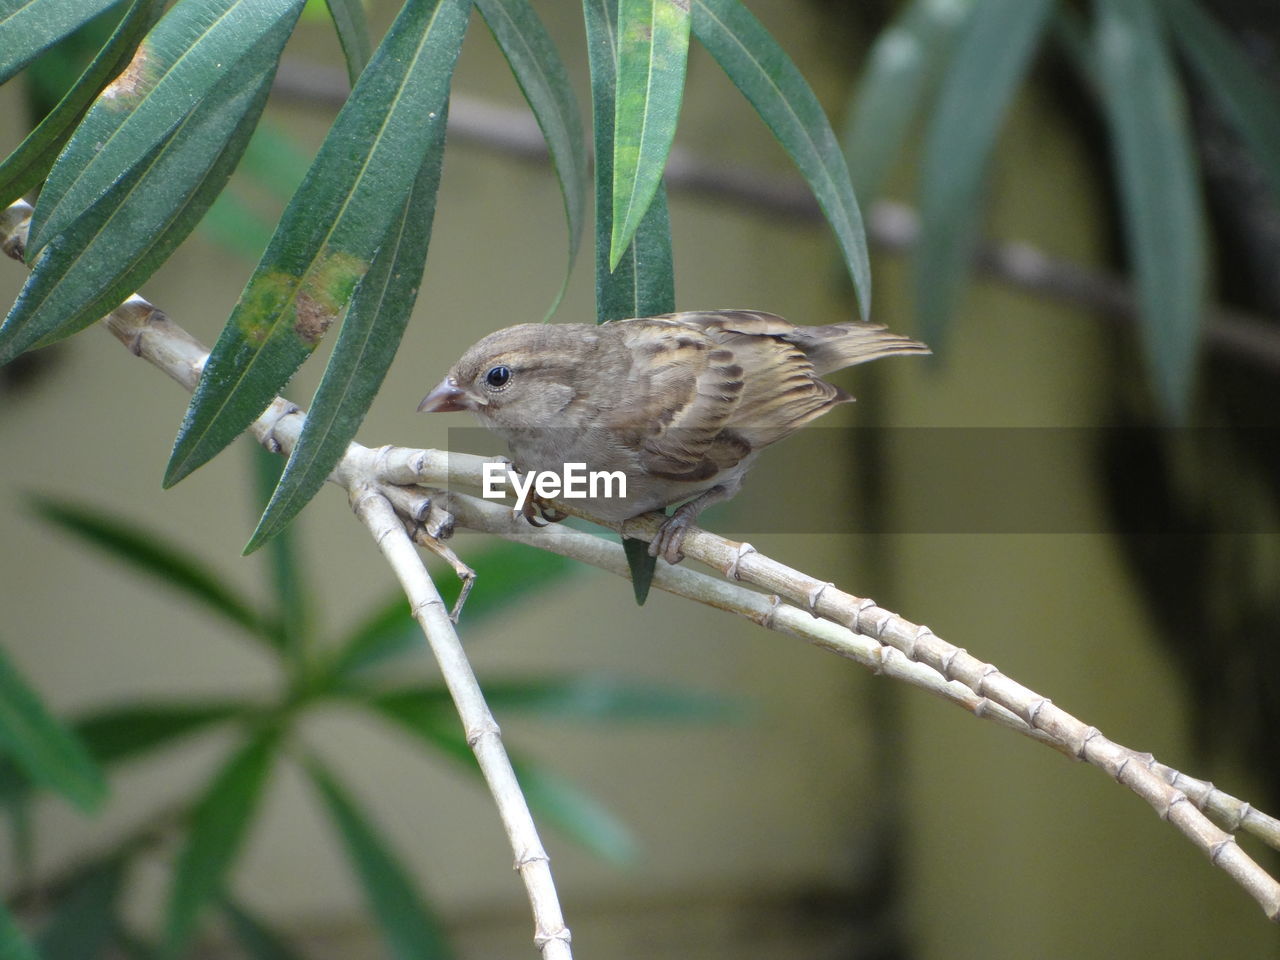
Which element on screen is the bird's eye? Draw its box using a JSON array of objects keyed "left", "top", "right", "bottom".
[{"left": 484, "top": 365, "right": 511, "bottom": 389}]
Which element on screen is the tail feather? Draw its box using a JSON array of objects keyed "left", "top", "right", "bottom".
[{"left": 785, "top": 322, "right": 931, "bottom": 375}]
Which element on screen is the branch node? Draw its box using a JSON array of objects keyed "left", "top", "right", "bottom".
[
  {"left": 1209, "top": 836, "right": 1237, "bottom": 865},
  {"left": 467, "top": 718, "right": 501, "bottom": 749},
  {"left": 1025, "top": 697, "right": 1050, "bottom": 728},
  {"left": 260, "top": 402, "right": 301, "bottom": 454},
  {"left": 806, "top": 581, "right": 832, "bottom": 614},
  {"left": 1076, "top": 726, "right": 1102, "bottom": 761},
  {"left": 846, "top": 597, "right": 877, "bottom": 636},
  {"left": 725, "top": 541, "right": 756, "bottom": 580},
  {"left": 760, "top": 594, "right": 781, "bottom": 630},
  {"left": 940, "top": 646, "right": 967, "bottom": 681}
]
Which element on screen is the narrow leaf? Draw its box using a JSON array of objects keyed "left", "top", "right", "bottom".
[
  {"left": 0, "top": 0, "right": 124, "bottom": 85},
  {"left": 30, "top": 499, "right": 265, "bottom": 637},
  {"left": 622, "top": 536, "right": 653, "bottom": 605},
  {"left": 0, "top": 702, "right": 242, "bottom": 805},
  {"left": 842, "top": 0, "right": 974, "bottom": 203},
  {"left": 164, "top": 731, "right": 278, "bottom": 956},
  {"left": 247, "top": 112, "right": 449, "bottom": 552},
  {"left": 27, "top": 0, "right": 306, "bottom": 257},
  {"left": 0, "top": 0, "right": 164, "bottom": 209},
  {"left": 1164, "top": 0, "right": 1280, "bottom": 206},
  {"left": 477, "top": 0, "right": 587, "bottom": 316},
  {"left": 0, "top": 40, "right": 280, "bottom": 363},
  {"left": 0, "top": 643, "right": 104, "bottom": 811},
  {"left": 322, "top": 0, "right": 371, "bottom": 86},
  {"left": 165, "top": 0, "right": 470, "bottom": 487},
  {"left": 692, "top": 0, "right": 871, "bottom": 319},
  {"left": 0, "top": 900, "right": 37, "bottom": 960},
  {"left": 585, "top": 0, "right": 674, "bottom": 600},
  {"left": 915, "top": 0, "right": 1052, "bottom": 347},
  {"left": 222, "top": 900, "right": 305, "bottom": 960},
  {"left": 323, "top": 544, "right": 575, "bottom": 689},
  {"left": 1094, "top": 0, "right": 1206, "bottom": 420},
  {"left": 609, "top": 0, "right": 690, "bottom": 269},
  {"left": 371, "top": 701, "right": 636, "bottom": 864},
  {"left": 35, "top": 858, "right": 125, "bottom": 960},
  {"left": 305, "top": 758, "right": 452, "bottom": 960},
  {"left": 250, "top": 446, "right": 308, "bottom": 653}
]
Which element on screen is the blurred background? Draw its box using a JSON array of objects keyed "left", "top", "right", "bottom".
[{"left": 2, "top": 0, "right": 1279, "bottom": 956}]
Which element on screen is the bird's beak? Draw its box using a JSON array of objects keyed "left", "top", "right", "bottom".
[{"left": 417, "top": 377, "right": 474, "bottom": 413}]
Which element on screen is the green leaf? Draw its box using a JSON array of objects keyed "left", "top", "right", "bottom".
[
  {"left": 27, "top": 0, "right": 307, "bottom": 257},
  {"left": 246, "top": 113, "right": 448, "bottom": 552},
  {"left": 0, "top": 900, "right": 37, "bottom": 960},
  {"left": 377, "top": 674, "right": 740, "bottom": 724},
  {"left": 691, "top": 0, "right": 871, "bottom": 320},
  {"left": 323, "top": 544, "right": 575, "bottom": 690},
  {"left": 0, "top": 702, "right": 242, "bottom": 806},
  {"left": 0, "top": 0, "right": 124, "bottom": 85},
  {"left": 221, "top": 900, "right": 305, "bottom": 960},
  {"left": 0, "top": 0, "right": 164, "bottom": 209},
  {"left": 35, "top": 858, "right": 125, "bottom": 960},
  {"left": 622, "top": 536, "right": 653, "bottom": 605},
  {"left": 250, "top": 446, "right": 308, "bottom": 654},
  {"left": 585, "top": 0, "right": 675, "bottom": 602},
  {"left": 476, "top": 0, "right": 587, "bottom": 317},
  {"left": 305, "top": 758, "right": 452, "bottom": 960},
  {"left": 0, "top": 643, "right": 105, "bottom": 812},
  {"left": 0, "top": 40, "right": 280, "bottom": 363},
  {"left": 164, "top": 731, "right": 278, "bottom": 956},
  {"left": 30, "top": 499, "right": 266, "bottom": 638},
  {"left": 1094, "top": 0, "right": 1206, "bottom": 420},
  {"left": 164, "top": 0, "right": 471, "bottom": 488},
  {"left": 322, "top": 0, "right": 371, "bottom": 86},
  {"left": 842, "top": 0, "right": 974, "bottom": 204},
  {"left": 915, "top": 0, "right": 1051, "bottom": 348},
  {"left": 608, "top": 0, "right": 690, "bottom": 270},
  {"left": 368, "top": 693, "right": 635, "bottom": 863},
  {"left": 1164, "top": 0, "right": 1280, "bottom": 206}
]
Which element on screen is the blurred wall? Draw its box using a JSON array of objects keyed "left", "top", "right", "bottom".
[{"left": 0, "top": 1, "right": 1274, "bottom": 958}]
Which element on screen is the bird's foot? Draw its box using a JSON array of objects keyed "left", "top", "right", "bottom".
[
  {"left": 649, "top": 511, "right": 692, "bottom": 565},
  {"left": 521, "top": 494, "right": 570, "bottom": 528}
]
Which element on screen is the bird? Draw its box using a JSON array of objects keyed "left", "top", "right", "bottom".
[{"left": 418, "top": 310, "right": 929, "bottom": 564}]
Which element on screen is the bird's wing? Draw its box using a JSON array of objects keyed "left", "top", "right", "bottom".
[{"left": 605, "top": 318, "right": 750, "bottom": 481}]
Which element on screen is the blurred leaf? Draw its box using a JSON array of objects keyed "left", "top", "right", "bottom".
[
  {"left": 322, "top": 0, "right": 371, "bottom": 85},
  {"left": 164, "top": 730, "right": 278, "bottom": 956},
  {"left": 368, "top": 692, "right": 635, "bottom": 862},
  {"left": 222, "top": 900, "right": 305, "bottom": 960},
  {"left": 477, "top": 0, "right": 587, "bottom": 317},
  {"left": 27, "top": 0, "right": 307, "bottom": 257},
  {"left": 692, "top": 0, "right": 871, "bottom": 320},
  {"left": 30, "top": 499, "right": 266, "bottom": 639},
  {"left": 0, "top": 702, "right": 243, "bottom": 806},
  {"left": 842, "top": 0, "right": 974, "bottom": 204},
  {"left": 35, "top": 858, "right": 125, "bottom": 960},
  {"left": 0, "top": 43, "right": 280, "bottom": 362},
  {"left": 0, "top": 0, "right": 163, "bottom": 209},
  {"left": 584, "top": 0, "right": 674, "bottom": 603},
  {"left": 1164, "top": 0, "right": 1280, "bottom": 206},
  {"left": 246, "top": 113, "right": 448, "bottom": 552},
  {"left": 1095, "top": 0, "right": 1206, "bottom": 420},
  {"left": 0, "top": 900, "right": 37, "bottom": 960},
  {"left": 322, "top": 544, "right": 576, "bottom": 690},
  {"left": 609, "top": 0, "right": 690, "bottom": 270},
  {"left": 0, "top": 0, "right": 123, "bottom": 84},
  {"left": 251, "top": 446, "right": 308, "bottom": 654},
  {"left": 377, "top": 675, "right": 741, "bottom": 724},
  {"left": 916, "top": 0, "right": 1052, "bottom": 348},
  {"left": 77, "top": 702, "right": 246, "bottom": 767},
  {"left": 165, "top": 0, "right": 470, "bottom": 488},
  {"left": 0, "top": 643, "right": 104, "bottom": 812},
  {"left": 305, "top": 757, "right": 452, "bottom": 960}
]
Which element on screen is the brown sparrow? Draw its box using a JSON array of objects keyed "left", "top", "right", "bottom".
[{"left": 418, "top": 310, "right": 928, "bottom": 563}]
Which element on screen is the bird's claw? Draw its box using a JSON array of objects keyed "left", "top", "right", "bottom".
[
  {"left": 520, "top": 493, "right": 569, "bottom": 527},
  {"left": 649, "top": 514, "right": 690, "bottom": 565}
]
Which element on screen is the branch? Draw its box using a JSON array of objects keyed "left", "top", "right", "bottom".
[{"left": 5, "top": 196, "right": 1280, "bottom": 925}]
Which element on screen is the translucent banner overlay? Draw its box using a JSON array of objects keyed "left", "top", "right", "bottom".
[{"left": 442, "top": 426, "right": 1278, "bottom": 534}]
